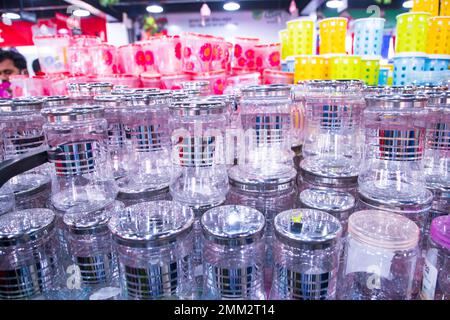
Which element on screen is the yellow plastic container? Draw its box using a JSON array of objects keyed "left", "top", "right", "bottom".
[
  {"left": 412, "top": 0, "right": 439, "bottom": 15},
  {"left": 441, "top": 0, "right": 450, "bottom": 15},
  {"left": 294, "top": 55, "right": 327, "bottom": 83},
  {"left": 328, "top": 55, "right": 362, "bottom": 80},
  {"left": 427, "top": 16, "right": 450, "bottom": 55},
  {"left": 396, "top": 12, "right": 431, "bottom": 53},
  {"left": 319, "top": 17, "right": 348, "bottom": 55},
  {"left": 286, "top": 18, "right": 315, "bottom": 55},
  {"left": 360, "top": 58, "right": 381, "bottom": 86},
  {"left": 279, "top": 29, "right": 291, "bottom": 60}
]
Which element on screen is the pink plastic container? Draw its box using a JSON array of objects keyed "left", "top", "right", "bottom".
[
  {"left": 67, "top": 35, "right": 103, "bottom": 75},
  {"left": 49, "top": 74, "right": 88, "bottom": 96},
  {"left": 255, "top": 43, "right": 281, "bottom": 71},
  {"left": 33, "top": 35, "right": 71, "bottom": 74},
  {"left": 140, "top": 72, "right": 162, "bottom": 89},
  {"left": 262, "top": 69, "right": 294, "bottom": 85},
  {"left": 232, "top": 36, "right": 260, "bottom": 71},
  {"left": 225, "top": 72, "right": 261, "bottom": 89},
  {"left": 9, "top": 75, "right": 51, "bottom": 97},
  {"left": 70, "top": 35, "right": 102, "bottom": 47},
  {"left": 181, "top": 32, "right": 226, "bottom": 73},
  {"left": 93, "top": 74, "right": 141, "bottom": 88},
  {"left": 160, "top": 73, "right": 192, "bottom": 90},
  {"left": 191, "top": 70, "right": 227, "bottom": 95},
  {"left": 141, "top": 35, "right": 182, "bottom": 75},
  {"left": 90, "top": 43, "right": 118, "bottom": 75},
  {"left": 118, "top": 43, "right": 156, "bottom": 75}
]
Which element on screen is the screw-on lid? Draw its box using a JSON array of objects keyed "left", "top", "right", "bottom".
[
  {"left": 170, "top": 99, "right": 226, "bottom": 116},
  {"left": 108, "top": 201, "right": 194, "bottom": 247},
  {"left": 0, "top": 97, "right": 45, "bottom": 113},
  {"left": 240, "top": 84, "right": 291, "bottom": 98},
  {"left": 0, "top": 209, "right": 55, "bottom": 247},
  {"left": 41, "top": 105, "right": 105, "bottom": 123},
  {"left": 299, "top": 188, "right": 355, "bottom": 214},
  {"left": 365, "top": 93, "right": 428, "bottom": 108},
  {"left": 430, "top": 215, "right": 450, "bottom": 250},
  {"left": 304, "top": 80, "right": 364, "bottom": 96},
  {"left": 181, "top": 81, "right": 210, "bottom": 91},
  {"left": 274, "top": 209, "right": 342, "bottom": 249},
  {"left": 299, "top": 163, "right": 359, "bottom": 188},
  {"left": 348, "top": 210, "right": 419, "bottom": 250},
  {"left": 43, "top": 96, "right": 70, "bottom": 108},
  {"left": 201, "top": 205, "right": 265, "bottom": 246}
]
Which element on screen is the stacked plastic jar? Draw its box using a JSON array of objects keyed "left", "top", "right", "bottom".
[
  {"left": 270, "top": 209, "right": 342, "bottom": 300},
  {"left": 0, "top": 98, "right": 51, "bottom": 210},
  {"left": 108, "top": 201, "right": 195, "bottom": 300},
  {"left": 201, "top": 205, "right": 266, "bottom": 300},
  {"left": 41, "top": 105, "right": 118, "bottom": 213},
  {"left": 67, "top": 82, "right": 113, "bottom": 103},
  {"left": 116, "top": 92, "right": 172, "bottom": 204}
]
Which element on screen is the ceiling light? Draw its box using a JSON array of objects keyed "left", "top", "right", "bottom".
[
  {"left": 223, "top": 1, "right": 240, "bottom": 11},
  {"left": 2, "top": 12, "right": 21, "bottom": 20},
  {"left": 402, "top": 0, "right": 413, "bottom": 8},
  {"left": 326, "top": 0, "right": 344, "bottom": 9},
  {"left": 146, "top": 4, "right": 164, "bottom": 14},
  {"left": 72, "top": 9, "right": 91, "bottom": 17}
]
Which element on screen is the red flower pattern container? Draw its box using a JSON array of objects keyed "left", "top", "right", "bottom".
[
  {"left": 262, "top": 69, "right": 294, "bottom": 85},
  {"left": 140, "top": 72, "right": 162, "bottom": 89},
  {"left": 118, "top": 43, "right": 157, "bottom": 75},
  {"left": 140, "top": 35, "right": 183, "bottom": 75},
  {"left": 191, "top": 70, "right": 227, "bottom": 95},
  {"left": 181, "top": 32, "right": 227, "bottom": 73},
  {"left": 160, "top": 73, "right": 192, "bottom": 90},
  {"left": 9, "top": 75, "right": 51, "bottom": 97},
  {"left": 91, "top": 74, "right": 141, "bottom": 88},
  {"left": 225, "top": 72, "right": 261, "bottom": 89},
  {"left": 232, "top": 37, "right": 260, "bottom": 71},
  {"left": 255, "top": 43, "right": 281, "bottom": 72},
  {"left": 90, "top": 43, "right": 118, "bottom": 75}
]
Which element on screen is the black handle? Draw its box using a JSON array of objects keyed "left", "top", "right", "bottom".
[{"left": 0, "top": 149, "right": 50, "bottom": 188}]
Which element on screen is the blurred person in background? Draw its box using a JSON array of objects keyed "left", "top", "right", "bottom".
[{"left": 0, "top": 49, "right": 29, "bottom": 98}]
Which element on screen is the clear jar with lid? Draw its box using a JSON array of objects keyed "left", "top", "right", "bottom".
[
  {"left": 338, "top": 210, "right": 420, "bottom": 300},
  {"left": 41, "top": 105, "right": 118, "bottom": 213},
  {"left": 169, "top": 100, "right": 229, "bottom": 207},
  {"left": 43, "top": 95, "right": 71, "bottom": 108},
  {"left": 181, "top": 81, "right": 211, "bottom": 96},
  {"left": 359, "top": 94, "right": 429, "bottom": 202},
  {"left": 270, "top": 209, "right": 342, "bottom": 300},
  {"left": 67, "top": 82, "right": 113, "bottom": 103},
  {"left": 119, "top": 92, "right": 173, "bottom": 195},
  {"left": 0, "top": 209, "right": 61, "bottom": 299},
  {"left": 291, "top": 82, "right": 306, "bottom": 154},
  {"left": 93, "top": 95, "right": 128, "bottom": 179},
  {"left": 108, "top": 201, "right": 195, "bottom": 300},
  {"left": 0, "top": 98, "right": 51, "bottom": 208},
  {"left": 61, "top": 201, "right": 124, "bottom": 299},
  {"left": 201, "top": 205, "right": 266, "bottom": 300},
  {"left": 301, "top": 80, "right": 365, "bottom": 178},
  {"left": 298, "top": 188, "right": 355, "bottom": 235},
  {"left": 0, "top": 184, "right": 14, "bottom": 216},
  {"left": 421, "top": 215, "right": 449, "bottom": 300},
  {"left": 238, "top": 84, "right": 295, "bottom": 179}
]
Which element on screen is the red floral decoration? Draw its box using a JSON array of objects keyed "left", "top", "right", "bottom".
[
  {"left": 212, "top": 45, "right": 223, "bottom": 61},
  {"left": 269, "top": 51, "right": 281, "bottom": 67},
  {"left": 245, "top": 49, "right": 255, "bottom": 60},
  {"left": 234, "top": 44, "right": 243, "bottom": 58},
  {"left": 237, "top": 57, "right": 246, "bottom": 68},
  {"left": 256, "top": 57, "right": 263, "bottom": 68},
  {"left": 144, "top": 50, "right": 154, "bottom": 66},
  {"left": 183, "top": 47, "right": 192, "bottom": 58},
  {"left": 185, "top": 61, "right": 195, "bottom": 71},
  {"left": 175, "top": 42, "right": 182, "bottom": 60},
  {"left": 247, "top": 60, "right": 255, "bottom": 69},
  {"left": 103, "top": 50, "right": 113, "bottom": 66},
  {"left": 199, "top": 43, "right": 212, "bottom": 62},
  {"left": 135, "top": 50, "right": 146, "bottom": 66},
  {"left": 213, "top": 78, "right": 225, "bottom": 94}
]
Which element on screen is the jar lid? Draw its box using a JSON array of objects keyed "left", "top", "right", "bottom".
[
  {"left": 147, "top": 90, "right": 173, "bottom": 105},
  {"left": 0, "top": 209, "right": 55, "bottom": 247},
  {"left": 108, "top": 201, "right": 194, "bottom": 247},
  {"left": 240, "top": 84, "right": 291, "bottom": 98},
  {"left": 348, "top": 210, "right": 419, "bottom": 250},
  {"left": 170, "top": 99, "right": 226, "bottom": 116},
  {"left": 304, "top": 80, "right": 364, "bottom": 96},
  {"left": 111, "top": 88, "right": 136, "bottom": 95},
  {"left": 228, "top": 165, "right": 297, "bottom": 193},
  {"left": 44, "top": 96, "right": 70, "bottom": 107},
  {"left": 123, "top": 94, "right": 148, "bottom": 106},
  {"left": 172, "top": 91, "right": 189, "bottom": 102},
  {"left": 41, "top": 105, "right": 105, "bottom": 123},
  {"left": 363, "top": 85, "right": 387, "bottom": 95},
  {"left": 0, "top": 97, "right": 45, "bottom": 113},
  {"left": 358, "top": 188, "right": 433, "bottom": 214},
  {"left": 181, "top": 81, "right": 210, "bottom": 90},
  {"left": 63, "top": 201, "right": 124, "bottom": 235},
  {"left": 385, "top": 85, "right": 417, "bottom": 95},
  {"left": 116, "top": 176, "right": 170, "bottom": 200},
  {"left": 11, "top": 172, "right": 51, "bottom": 198},
  {"left": 274, "top": 209, "right": 342, "bottom": 249},
  {"left": 365, "top": 93, "right": 428, "bottom": 108},
  {"left": 201, "top": 205, "right": 265, "bottom": 246},
  {"left": 299, "top": 188, "right": 355, "bottom": 214},
  {"left": 299, "top": 164, "right": 358, "bottom": 188},
  {"left": 430, "top": 215, "right": 450, "bottom": 250}
]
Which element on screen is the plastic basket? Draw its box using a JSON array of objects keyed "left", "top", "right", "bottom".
[
  {"left": 319, "top": 18, "right": 348, "bottom": 55},
  {"left": 393, "top": 53, "right": 427, "bottom": 85},
  {"left": 286, "top": 18, "right": 315, "bottom": 55},
  {"left": 412, "top": 0, "right": 439, "bottom": 16},
  {"left": 396, "top": 12, "right": 431, "bottom": 53},
  {"left": 294, "top": 55, "right": 327, "bottom": 82},
  {"left": 353, "top": 18, "right": 385, "bottom": 57},
  {"left": 328, "top": 55, "right": 362, "bottom": 80},
  {"left": 426, "top": 16, "right": 450, "bottom": 55},
  {"left": 360, "top": 58, "right": 381, "bottom": 86}
]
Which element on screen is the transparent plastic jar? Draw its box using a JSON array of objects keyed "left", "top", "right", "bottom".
[
  {"left": 108, "top": 201, "right": 194, "bottom": 300},
  {"left": 0, "top": 98, "right": 51, "bottom": 208},
  {"left": 421, "top": 215, "right": 450, "bottom": 300},
  {"left": 92, "top": 95, "right": 128, "bottom": 179},
  {"left": 117, "top": 187, "right": 171, "bottom": 207},
  {"left": 338, "top": 210, "right": 420, "bottom": 300},
  {"left": 0, "top": 184, "right": 15, "bottom": 216},
  {"left": 270, "top": 209, "right": 342, "bottom": 300},
  {"left": 169, "top": 100, "right": 229, "bottom": 207},
  {"left": 41, "top": 105, "right": 118, "bottom": 213},
  {"left": 301, "top": 80, "right": 365, "bottom": 178},
  {"left": 119, "top": 92, "right": 173, "bottom": 195},
  {"left": 201, "top": 205, "right": 266, "bottom": 300},
  {"left": 359, "top": 94, "right": 429, "bottom": 202},
  {"left": 237, "top": 84, "right": 295, "bottom": 179},
  {"left": 67, "top": 82, "right": 113, "bottom": 103},
  {"left": 0, "top": 209, "right": 61, "bottom": 300},
  {"left": 43, "top": 96, "right": 71, "bottom": 108},
  {"left": 181, "top": 81, "right": 211, "bottom": 96},
  {"left": 298, "top": 188, "right": 355, "bottom": 235},
  {"left": 291, "top": 83, "right": 306, "bottom": 154},
  {"left": 61, "top": 201, "right": 124, "bottom": 300}
]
